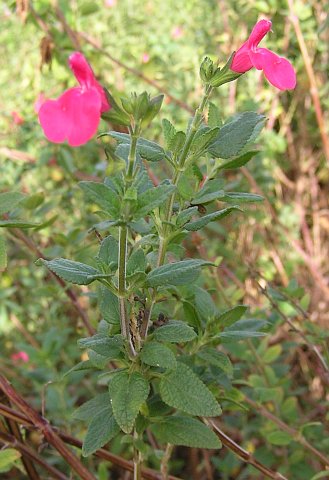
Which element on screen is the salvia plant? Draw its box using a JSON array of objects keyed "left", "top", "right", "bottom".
[{"left": 3, "top": 19, "right": 298, "bottom": 479}]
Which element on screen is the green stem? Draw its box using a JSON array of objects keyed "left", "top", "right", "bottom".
[
  {"left": 158, "top": 85, "right": 213, "bottom": 266},
  {"left": 145, "top": 85, "right": 213, "bottom": 334},
  {"left": 126, "top": 128, "right": 139, "bottom": 183},
  {"left": 133, "top": 429, "right": 142, "bottom": 480},
  {"left": 160, "top": 443, "right": 174, "bottom": 480},
  {"left": 118, "top": 226, "right": 129, "bottom": 338}
]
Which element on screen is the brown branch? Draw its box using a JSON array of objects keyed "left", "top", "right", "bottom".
[
  {"left": 0, "top": 375, "right": 96, "bottom": 480},
  {"left": 9, "top": 228, "right": 95, "bottom": 335},
  {"left": 244, "top": 396, "right": 329, "bottom": 467},
  {"left": 0, "top": 430, "right": 69, "bottom": 480},
  {"left": 287, "top": 0, "right": 329, "bottom": 164},
  {"left": 1, "top": 397, "right": 40, "bottom": 480},
  {"left": 0, "top": 402, "right": 182, "bottom": 480},
  {"left": 203, "top": 418, "right": 288, "bottom": 480}
]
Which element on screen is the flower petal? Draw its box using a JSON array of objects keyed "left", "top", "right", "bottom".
[
  {"left": 69, "top": 52, "right": 110, "bottom": 113},
  {"left": 39, "top": 87, "right": 102, "bottom": 146},
  {"left": 250, "top": 48, "right": 296, "bottom": 90},
  {"left": 248, "top": 19, "right": 272, "bottom": 49},
  {"left": 231, "top": 42, "right": 253, "bottom": 73}
]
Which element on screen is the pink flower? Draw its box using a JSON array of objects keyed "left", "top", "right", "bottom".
[
  {"left": 231, "top": 19, "right": 296, "bottom": 91},
  {"left": 11, "top": 111, "right": 24, "bottom": 125},
  {"left": 34, "top": 93, "right": 47, "bottom": 114},
  {"left": 38, "top": 52, "right": 110, "bottom": 147},
  {"left": 171, "top": 26, "right": 184, "bottom": 40},
  {"left": 105, "top": 0, "right": 116, "bottom": 7},
  {"left": 11, "top": 351, "right": 29, "bottom": 362},
  {"left": 142, "top": 53, "right": 150, "bottom": 63}
]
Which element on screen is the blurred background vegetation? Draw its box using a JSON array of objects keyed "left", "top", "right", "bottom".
[{"left": 0, "top": 0, "right": 328, "bottom": 478}]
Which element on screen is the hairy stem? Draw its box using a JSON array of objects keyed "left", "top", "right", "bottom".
[{"left": 161, "top": 443, "right": 174, "bottom": 480}]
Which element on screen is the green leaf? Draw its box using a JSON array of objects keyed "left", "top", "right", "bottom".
[
  {"left": 96, "top": 235, "right": 119, "bottom": 268},
  {"left": 79, "top": 181, "right": 120, "bottom": 217},
  {"left": 109, "top": 132, "right": 166, "bottom": 162},
  {"left": 197, "top": 348, "right": 233, "bottom": 377},
  {"left": 217, "top": 318, "right": 268, "bottom": 341},
  {"left": 160, "top": 362, "right": 221, "bottom": 416},
  {"left": 39, "top": 258, "right": 102, "bottom": 285},
  {"left": 78, "top": 334, "right": 123, "bottom": 358},
  {"left": 72, "top": 393, "right": 111, "bottom": 421},
  {"left": 208, "top": 112, "right": 265, "bottom": 159},
  {"left": 222, "top": 192, "right": 264, "bottom": 203},
  {"left": 126, "top": 249, "right": 147, "bottom": 276},
  {"left": 185, "top": 206, "right": 241, "bottom": 231},
  {"left": 140, "top": 342, "right": 177, "bottom": 369},
  {"left": 154, "top": 321, "right": 197, "bottom": 343},
  {"left": 171, "top": 131, "right": 186, "bottom": 158},
  {"left": 0, "top": 449, "right": 21, "bottom": 473},
  {"left": 146, "top": 259, "right": 213, "bottom": 287},
  {"left": 0, "top": 191, "right": 25, "bottom": 215},
  {"left": 20, "top": 192, "right": 44, "bottom": 210},
  {"left": 176, "top": 206, "right": 199, "bottom": 227},
  {"left": 217, "top": 151, "right": 259, "bottom": 170},
  {"left": 0, "top": 234, "right": 7, "bottom": 271},
  {"left": 217, "top": 305, "right": 248, "bottom": 327},
  {"left": 74, "top": 394, "right": 120, "bottom": 456},
  {"left": 162, "top": 118, "right": 177, "bottom": 150},
  {"left": 193, "top": 286, "right": 217, "bottom": 320},
  {"left": 192, "top": 179, "right": 225, "bottom": 204},
  {"left": 263, "top": 345, "right": 282, "bottom": 363},
  {"left": 134, "top": 184, "right": 176, "bottom": 219},
  {"left": 207, "top": 102, "right": 222, "bottom": 128},
  {"left": 82, "top": 406, "right": 120, "bottom": 456},
  {"left": 151, "top": 416, "right": 221, "bottom": 449},
  {"left": 190, "top": 127, "right": 220, "bottom": 156},
  {"left": 109, "top": 371, "right": 150, "bottom": 433},
  {"left": 98, "top": 287, "right": 120, "bottom": 324},
  {"left": 0, "top": 220, "right": 40, "bottom": 228},
  {"left": 267, "top": 430, "right": 292, "bottom": 446},
  {"left": 310, "top": 472, "right": 329, "bottom": 480}
]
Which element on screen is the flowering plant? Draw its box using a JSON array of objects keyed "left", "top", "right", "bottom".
[{"left": 14, "top": 18, "right": 298, "bottom": 478}]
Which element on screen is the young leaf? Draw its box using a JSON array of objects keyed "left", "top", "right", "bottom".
[
  {"left": 78, "top": 334, "right": 123, "bottom": 358},
  {"left": 96, "top": 235, "right": 119, "bottom": 268},
  {"left": 217, "top": 150, "right": 259, "bottom": 170},
  {"left": 160, "top": 362, "right": 222, "bottom": 416},
  {"left": 208, "top": 112, "right": 265, "bottom": 159},
  {"left": 154, "top": 321, "right": 197, "bottom": 343},
  {"left": 162, "top": 118, "right": 177, "bottom": 150},
  {"left": 193, "top": 286, "right": 217, "bottom": 320},
  {"left": 126, "top": 249, "right": 147, "bottom": 276},
  {"left": 197, "top": 348, "right": 233, "bottom": 377},
  {"left": 207, "top": 102, "right": 222, "bottom": 128},
  {"left": 134, "top": 184, "right": 176, "bottom": 219},
  {"left": 79, "top": 181, "right": 120, "bottom": 217},
  {"left": 0, "top": 234, "right": 7, "bottom": 272},
  {"left": 176, "top": 206, "right": 199, "bottom": 227},
  {"left": 267, "top": 430, "right": 292, "bottom": 446},
  {"left": 39, "top": 258, "right": 102, "bottom": 285},
  {"left": 109, "top": 371, "right": 150, "bottom": 434},
  {"left": 185, "top": 206, "right": 241, "bottom": 231},
  {"left": 140, "top": 342, "right": 177, "bottom": 369},
  {"left": 151, "top": 416, "right": 222, "bottom": 449},
  {"left": 146, "top": 259, "right": 213, "bottom": 287},
  {"left": 222, "top": 192, "right": 264, "bottom": 203},
  {"left": 0, "top": 191, "right": 25, "bottom": 215},
  {"left": 109, "top": 132, "right": 166, "bottom": 162},
  {"left": 192, "top": 179, "right": 225, "bottom": 205},
  {"left": 98, "top": 286, "right": 120, "bottom": 324},
  {"left": 217, "top": 305, "right": 248, "bottom": 327}
]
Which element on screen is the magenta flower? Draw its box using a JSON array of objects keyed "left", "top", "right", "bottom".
[
  {"left": 11, "top": 351, "right": 29, "bottom": 362},
  {"left": 231, "top": 19, "right": 296, "bottom": 91},
  {"left": 38, "top": 52, "right": 110, "bottom": 147}
]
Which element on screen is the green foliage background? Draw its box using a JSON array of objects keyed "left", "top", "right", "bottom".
[{"left": 0, "top": 0, "right": 328, "bottom": 479}]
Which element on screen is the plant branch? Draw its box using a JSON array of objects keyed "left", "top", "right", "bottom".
[
  {"left": 8, "top": 228, "right": 95, "bottom": 335},
  {"left": 0, "top": 375, "right": 96, "bottom": 480},
  {"left": 203, "top": 418, "right": 288, "bottom": 480},
  {"left": 0, "top": 402, "right": 182, "bottom": 480}
]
